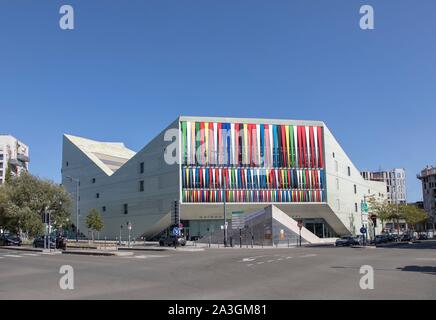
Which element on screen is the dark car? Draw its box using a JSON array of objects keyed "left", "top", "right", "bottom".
[
  {"left": 418, "top": 233, "right": 428, "bottom": 240},
  {"left": 372, "top": 234, "right": 389, "bottom": 244},
  {"left": 0, "top": 234, "right": 22, "bottom": 246},
  {"left": 33, "top": 236, "right": 56, "bottom": 249},
  {"left": 159, "top": 235, "right": 186, "bottom": 247},
  {"left": 335, "top": 236, "right": 359, "bottom": 247},
  {"left": 400, "top": 233, "right": 413, "bottom": 242}
]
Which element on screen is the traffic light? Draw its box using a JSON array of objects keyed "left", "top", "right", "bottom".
[
  {"left": 370, "top": 214, "right": 377, "bottom": 227},
  {"left": 171, "top": 200, "right": 180, "bottom": 226}
]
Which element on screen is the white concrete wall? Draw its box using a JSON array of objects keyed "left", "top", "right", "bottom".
[
  {"left": 61, "top": 119, "right": 179, "bottom": 239},
  {"left": 323, "top": 126, "right": 387, "bottom": 236}
]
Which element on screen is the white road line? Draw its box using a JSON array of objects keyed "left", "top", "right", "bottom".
[
  {"left": 286, "top": 256, "right": 293, "bottom": 259},
  {"left": 416, "top": 258, "right": 436, "bottom": 261},
  {"left": 134, "top": 255, "right": 168, "bottom": 259},
  {"left": 3, "top": 254, "right": 22, "bottom": 258},
  {"left": 257, "top": 262, "right": 264, "bottom": 265},
  {"left": 242, "top": 258, "right": 255, "bottom": 262},
  {"left": 277, "top": 258, "right": 283, "bottom": 261},
  {"left": 22, "top": 253, "right": 39, "bottom": 256},
  {"left": 300, "top": 254, "right": 317, "bottom": 258}
]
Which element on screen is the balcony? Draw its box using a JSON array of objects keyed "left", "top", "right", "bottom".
[{"left": 17, "top": 153, "right": 29, "bottom": 162}]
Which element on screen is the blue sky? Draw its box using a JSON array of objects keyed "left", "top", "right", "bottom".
[{"left": 1, "top": 1, "right": 435, "bottom": 201}]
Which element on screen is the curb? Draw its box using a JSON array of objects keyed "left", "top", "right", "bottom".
[
  {"left": 62, "top": 250, "right": 134, "bottom": 256},
  {"left": 118, "top": 246, "right": 204, "bottom": 252},
  {"left": 0, "top": 246, "right": 46, "bottom": 252}
]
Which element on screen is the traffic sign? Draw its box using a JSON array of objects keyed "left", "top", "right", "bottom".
[
  {"left": 297, "top": 220, "right": 303, "bottom": 229},
  {"left": 232, "top": 211, "right": 245, "bottom": 230},
  {"left": 360, "top": 227, "right": 367, "bottom": 234},
  {"left": 361, "top": 201, "right": 369, "bottom": 213},
  {"left": 172, "top": 227, "right": 180, "bottom": 236}
]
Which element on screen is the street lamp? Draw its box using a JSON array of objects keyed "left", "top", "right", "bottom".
[{"left": 66, "top": 176, "right": 80, "bottom": 242}]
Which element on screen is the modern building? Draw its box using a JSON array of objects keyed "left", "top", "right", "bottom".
[
  {"left": 417, "top": 166, "right": 436, "bottom": 230},
  {"left": 0, "top": 135, "right": 29, "bottom": 184},
  {"left": 361, "top": 168, "right": 407, "bottom": 204},
  {"left": 61, "top": 116, "right": 387, "bottom": 241}
]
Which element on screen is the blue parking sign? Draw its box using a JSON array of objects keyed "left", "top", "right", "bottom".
[{"left": 172, "top": 227, "right": 180, "bottom": 236}]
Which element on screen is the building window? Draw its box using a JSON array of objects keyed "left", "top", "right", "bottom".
[
  {"left": 354, "top": 184, "right": 357, "bottom": 194},
  {"left": 140, "top": 162, "right": 144, "bottom": 174},
  {"left": 139, "top": 180, "right": 144, "bottom": 192},
  {"left": 347, "top": 166, "right": 351, "bottom": 176},
  {"left": 92, "top": 178, "right": 96, "bottom": 183},
  {"left": 332, "top": 152, "right": 335, "bottom": 158},
  {"left": 66, "top": 161, "right": 69, "bottom": 167},
  {"left": 124, "top": 204, "right": 128, "bottom": 214},
  {"left": 96, "top": 193, "right": 100, "bottom": 198},
  {"left": 355, "top": 203, "right": 358, "bottom": 212},
  {"left": 102, "top": 206, "right": 106, "bottom": 212}
]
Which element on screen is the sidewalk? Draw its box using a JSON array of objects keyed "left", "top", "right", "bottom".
[{"left": 0, "top": 245, "right": 61, "bottom": 254}]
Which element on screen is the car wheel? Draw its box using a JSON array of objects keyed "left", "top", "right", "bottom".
[{"left": 159, "top": 241, "right": 164, "bottom": 246}]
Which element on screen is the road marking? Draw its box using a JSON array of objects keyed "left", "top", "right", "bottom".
[
  {"left": 134, "top": 255, "right": 169, "bottom": 259},
  {"left": 242, "top": 258, "right": 255, "bottom": 262},
  {"left": 267, "top": 260, "right": 274, "bottom": 263},
  {"left": 286, "top": 256, "right": 293, "bottom": 259},
  {"left": 416, "top": 258, "right": 436, "bottom": 261},
  {"left": 277, "top": 258, "right": 283, "bottom": 261},
  {"left": 257, "top": 262, "right": 264, "bottom": 265},
  {"left": 300, "top": 254, "right": 317, "bottom": 258},
  {"left": 22, "top": 253, "right": 39, "bottom": 256},
  {"left": 3, "top": 254, "right": 22, "bottom": 258}
]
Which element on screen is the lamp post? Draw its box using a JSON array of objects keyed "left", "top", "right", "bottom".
[{"left": 66, "top": 176, "right": 80, "bottom": 242}]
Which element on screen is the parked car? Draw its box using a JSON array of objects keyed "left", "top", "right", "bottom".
[
  {"left": 400, "top": 233, "right": 413, "bottom": 242},
  {"left": 370, "top": 235, "right": 389, "bottom": 245},
  {"left": 418, "top": 233, "right": 428, "bottom": 240},
  {"left": 335, "top": 236, "right": 359, "bottom": 247},
  {"left": 0, "top": 234, "right": 22, "bottom": 246},
  {"left": 159, "top": 235, "right": 186, "bottom": 247},
  {"left": 33, "top": 236, "right": 56, "bottom": 249}
]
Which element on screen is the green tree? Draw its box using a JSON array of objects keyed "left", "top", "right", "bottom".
[
  {"left": 367, "top": 197, "right": 393, "bottom": 232},
  {"left": 4, "top": 165, "right": 12, "bottom": 184},
  {"left": 401, "top": 205, "right": 428, "bottom": 231},
  {"left": 0, "top": 172, "right": 71, "bottom": 237},
  {"left": 85, "top": 208, "right": 104, "bottom": 242}
]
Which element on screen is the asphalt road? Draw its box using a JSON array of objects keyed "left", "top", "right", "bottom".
[{"left": 1, "top": 241, "right": 435, "bottom": 299}]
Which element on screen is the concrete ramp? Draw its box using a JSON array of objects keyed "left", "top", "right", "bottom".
[{"left": 268, "top": 205, "right": 323, "bottom": 244}]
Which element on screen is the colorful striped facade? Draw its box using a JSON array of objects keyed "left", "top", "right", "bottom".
[{"left": 180, "top": 121, "right": 326, "bottom": 203}]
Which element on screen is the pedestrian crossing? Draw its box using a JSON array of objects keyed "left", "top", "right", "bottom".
[
  {"left": 241, "top": 253, "right": 317, "bottom": 267},
  {"left": 0, "top": 251, "right": 42, "bottom": 259}
]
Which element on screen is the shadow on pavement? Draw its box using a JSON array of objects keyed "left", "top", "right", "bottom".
[
  {"left": 397, "top": 265, "right": 436, "bottom": 275},
  {"left": 377, "top": 240, "right": 436, "bottom": 250}
]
